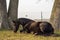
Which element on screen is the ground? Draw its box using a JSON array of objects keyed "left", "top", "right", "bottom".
[{"left": 0, "top": 30, "right": 60, "bottom": 40}]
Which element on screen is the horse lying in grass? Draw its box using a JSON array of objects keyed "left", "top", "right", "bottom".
[{"left": 12, "top": 18, "right": 54, "bottom": 35}]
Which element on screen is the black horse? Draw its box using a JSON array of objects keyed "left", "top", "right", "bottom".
[{"left": 12, "top": 18, "right": 35, "bottom": 33}]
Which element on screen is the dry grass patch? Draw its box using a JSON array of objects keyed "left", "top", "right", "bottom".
[{"left": 0, "top": 30, "right": 60, "bottom": 40}]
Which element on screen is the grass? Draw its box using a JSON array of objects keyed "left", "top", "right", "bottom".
[{"left": 0, "top": 30, "right": 60, "bottom": 40}]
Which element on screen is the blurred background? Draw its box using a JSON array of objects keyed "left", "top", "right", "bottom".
[{"left": 6, "top": 0, "right": 54, "bottom": 20}]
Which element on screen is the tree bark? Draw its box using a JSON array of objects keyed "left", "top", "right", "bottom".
[
  {"left": 8, "top": 0, "right": 19, "bottom": 20},
  {"left": 8, "top": 0, "right": 19, "bottom": 29},
  {"left": 0, "top": 0, "right": 9, "bottom": 29},
  {"left": 50, "top": 0, "right": 60, "bottom": 31}
]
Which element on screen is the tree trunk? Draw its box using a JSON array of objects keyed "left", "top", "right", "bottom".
[
  {"left": 50, "top": 0, "right": 60, "bottom": 31},
  {"left": 8, "top": 0, "right": 19, "bottom": 29},
  {"left": 0, "top": 0, "right": 9, "bottom": 29}
]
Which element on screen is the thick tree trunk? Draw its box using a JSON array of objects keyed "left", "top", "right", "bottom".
[
  {"left": 0, "top": 0, "right": 9, "bottom": 29},
  {"left": 8, "top": 0, "right": 19, "bottom": 29},
  {"left": 8, "top": 0, "right": 19, "bottom": 20},
  {"left": 50, "top": 0, "right": 60, "bottom": 31}
]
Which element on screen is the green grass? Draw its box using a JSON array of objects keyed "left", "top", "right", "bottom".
[{"left": 0, "top": 30, "right": 60, "bottom": 40}]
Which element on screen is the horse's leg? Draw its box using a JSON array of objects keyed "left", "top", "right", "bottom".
[
  {"left": 26, "top": 29, "right": 31, "bottom": 33},
  {"left": 20, "top": 25, "right": 25, "bottom": 33},
  {"left": 23, "top": 23, "right": 31, "bottom": 33},
  {"left": 20, "top": 22, "right": 32, "bottom": 33}
]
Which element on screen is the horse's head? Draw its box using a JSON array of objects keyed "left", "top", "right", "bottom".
[{"left": 12, "top": 20, "right": 20, "bottom": 33}]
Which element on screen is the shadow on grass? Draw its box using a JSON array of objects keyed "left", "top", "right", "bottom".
[
  {"left": 35, "top": 33, "right": 60, "bottom": 37},
  {"left": 42, "top": 33, "right": 60, "bottom": 37},
  {"left": 51, "top": 33, "right": 60, "bottom": 37}
]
